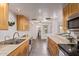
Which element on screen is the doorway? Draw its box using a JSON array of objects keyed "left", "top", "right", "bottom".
[
  {"left": 36, "top": 25, "right": 41, "bottom": 39},
  {"left": 37, "top": 28, "right": 41, "bottom": 39}
]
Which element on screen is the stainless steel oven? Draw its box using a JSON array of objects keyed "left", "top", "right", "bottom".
[{"left": 68, "top": 17, "right": 79, "bottom": 29}]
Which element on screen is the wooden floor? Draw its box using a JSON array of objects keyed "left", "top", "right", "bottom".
[{"left": 29, "top": 39, "right": 50, "bottom": 56}]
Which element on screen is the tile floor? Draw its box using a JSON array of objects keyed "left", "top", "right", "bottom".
[{"left": 29, "top": 39, "right": 50, "bottom": 56}]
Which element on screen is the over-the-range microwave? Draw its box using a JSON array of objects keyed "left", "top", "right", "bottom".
[{"left": 68, "top": 17, "right": 79, "bottom": 29}]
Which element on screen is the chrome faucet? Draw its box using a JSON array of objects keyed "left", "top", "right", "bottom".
[{"left": 13, "top": 32, "right": 20, "bottom": 40}]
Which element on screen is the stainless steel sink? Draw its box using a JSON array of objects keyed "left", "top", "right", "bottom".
[{"left": 0, "top": 39, "right": 25, "bottom": 45}]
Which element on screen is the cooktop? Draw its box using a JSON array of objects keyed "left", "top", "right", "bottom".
[{"left": 58, "top": 44, "right": 79, "bottom": 56}]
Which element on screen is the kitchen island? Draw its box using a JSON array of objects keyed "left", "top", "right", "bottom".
[{"left": 0, "top": 36, "right": 31, "bottom": 56}]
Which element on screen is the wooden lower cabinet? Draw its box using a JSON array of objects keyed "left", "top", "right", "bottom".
[
  {"left": 8, "top": 40, "right": 29, "bottom": 56},
  {"left": 48, "top": 37, "right": 59, "bottom": 56}
]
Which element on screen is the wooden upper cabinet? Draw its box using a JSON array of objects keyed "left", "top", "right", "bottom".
[
  {"left": 70, "top": 4, "right": 79, "bottom": 15},
  {"left": 63, "top": 5, "right": 68, "bottom": 32},
  {"left": 63, "top": 3, "right": 79, "bottom": 32},
  {"left": 0, "top": 3, "right": 8, "bottom": 30},
  {"left": 17, "top": 15, "right": 29, "bottom": 31},
  {"left": 65, "top": 5, "right": 69, "bottom": 17}
]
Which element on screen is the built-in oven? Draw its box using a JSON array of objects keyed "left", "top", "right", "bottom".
[{"left": 68, "top": 17, "right": 79, "bottom": 29}]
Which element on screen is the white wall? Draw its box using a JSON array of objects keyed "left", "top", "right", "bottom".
[
  {"left": 29, "top": 21, "right": 38, "bottom": 39},
  {"left": 0, "top": 11, "right": 27, "bottom": 42},
  {"left": 52, "top": 5, "right": 63, "bottom": 34}
]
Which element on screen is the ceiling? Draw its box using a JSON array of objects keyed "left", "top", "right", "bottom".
[{"left": 9, "top": 3, "right": 64, "bottom": 20}]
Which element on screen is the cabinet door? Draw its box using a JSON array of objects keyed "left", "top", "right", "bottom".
[
  {"left": 17, "top": 15, "right": 29, "bottom": 31},
  {"left": 48, "top": 43, "right": 53, "bottom": 55},
  {"left": 48, "top": 37, "right": 59, "bottom": 56},
  {"left": 8, "top": 40, "right": 29, "bottom": 56},
  {"left": 8, "top": 49, "right": 20, "bottom": 56},
  {"left": 63, "top": 6, "right": 68, "bottom": 32},
  {"left": 70, "top": 4, "right": 79, "bottom": 14},
  {"left": 52, "top": 45, "right": 59, "bottom": 56},
  {"left": 63, "top": 6, "right": 66, "bottom": 18},
  {"left": 0, "top": 3, "right": 8, "bottom": 30},
  {"left": 68, "top": 4, "right": 71, "bottom": 16},
  {"left": 65, "top": 5, "right": 69, "bottom": 17}
]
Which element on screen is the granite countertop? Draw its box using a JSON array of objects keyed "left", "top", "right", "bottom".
[
  {"left": 0, "top": 36, "right": 31, "bottom": 56},
  {"left": 48, "top": 35, "right": 76, "bottom": 44}
]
